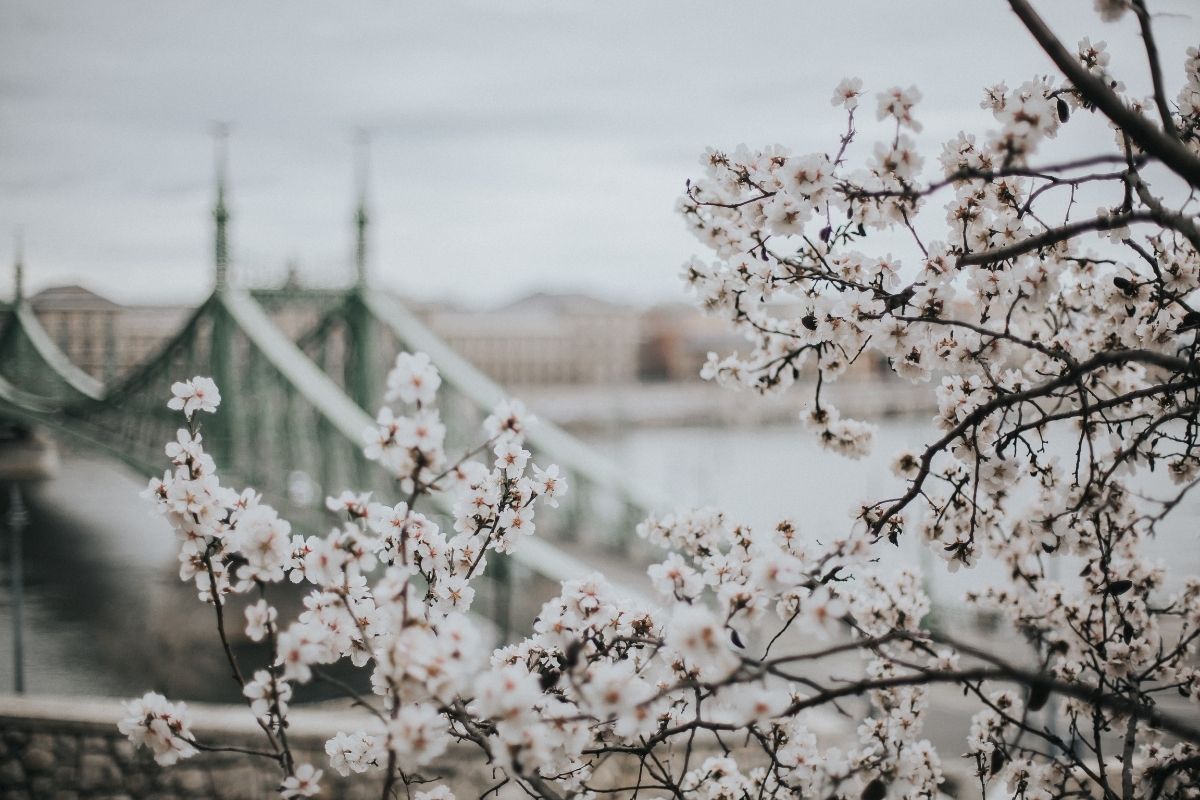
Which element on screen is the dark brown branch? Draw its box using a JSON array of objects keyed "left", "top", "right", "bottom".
[
  {"left": 1130, "top": 175, "right": 1200, "bottom": 252},
  {"left": 634, "top": 663, "right": 1200, "bottom": 753},
  {"left": 1131, "top": 0, "right": 1178, "bottom": 138},
  {"left": 956, "top": 212, "right": 1155, "bottom": 267},
  {"left": 201, "top": 553, "right": 286, "bottom": 769},
  {"left": 184, "top": 738, "right": 283, "bottom": 762},
  {"left": 869, "top": 347, "right": 1195, "bottom": 539},
  {"left": 1008, "top": 0, "right": 1200, "bottom": 189},
  {"left": 844, "top": 155, "right": 1139, "bottom": 202}
]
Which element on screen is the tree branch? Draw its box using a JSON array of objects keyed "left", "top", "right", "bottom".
[
  {"left": 870, "top": 347, "right": 1195, "bottom": 539},
  {"left": 1008, "top": 0, "right": 1200, "bottom": 189},
  {"left": 1131, "top": 0, "right": 1178, "bottom": 138},
  {"left": 956, "top": 211, "right": 1155, "bottom": 267}
]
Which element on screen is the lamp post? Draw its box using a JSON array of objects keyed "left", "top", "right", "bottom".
[
  {"left": 0, "top": 427, "right": 59, "bottom": 694},
  {"left": 6, "top": 484, "right": 27, "bottom": 693}
]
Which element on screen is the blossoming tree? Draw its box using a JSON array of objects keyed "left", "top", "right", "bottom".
[{"left": 119, "top": 1, "right": 1200, "bottom": 798}]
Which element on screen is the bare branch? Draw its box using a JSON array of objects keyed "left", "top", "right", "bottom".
[{"left": 1008, "top": 0, "right": 1200, "bottom": 188}]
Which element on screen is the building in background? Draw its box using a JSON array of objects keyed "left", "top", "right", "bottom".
[
  {"left": 639, "top": 300, "right": 890, "bottom": 384},
  {"left": 25, "top": 284, "right": 651, "bottom": 388},
  {"left": 419, "top": 292, "right": 644, "bottom": 387},
  {"left": 638, "top": 301, "right": 741, "bottom": 382},
  {"left": 24, "top": 283, "right": 894, "bottom": 390},
  {"left": 27, "top": 285, "right": 190, "bottom": 382}
]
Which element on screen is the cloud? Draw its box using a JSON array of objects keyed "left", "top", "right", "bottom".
[{"left": 0, "top": 0, "right": 1195, "bottom": 305}]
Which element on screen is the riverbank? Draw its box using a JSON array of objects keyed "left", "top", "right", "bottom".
[{"left": 511, "top": 378, "right": 935, "bottom": 431}]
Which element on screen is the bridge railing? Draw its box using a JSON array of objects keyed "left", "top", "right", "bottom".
[
  {"left": 286, "top": 287, "right": 662, "bottom": 561},
  {"left": 363, "top": 290, "right": 661, "bottom": 552},
  {"left": 0, "top": 288, "right": 628, "bottom": 638},
  {"left": 0, "top": 302, "right": 104, "bottom": 406}
]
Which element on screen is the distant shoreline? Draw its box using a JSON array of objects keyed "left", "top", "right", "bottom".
[{"left": 511, "top": 378, "right": 936, "bottom": 432}]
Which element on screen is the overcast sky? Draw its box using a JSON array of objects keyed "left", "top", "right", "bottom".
[{"left": 1, "top": 1, "right": 1195, "bottom": 307}]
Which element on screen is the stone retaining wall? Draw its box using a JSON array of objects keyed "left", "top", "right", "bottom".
[{"left": 0, "top": 694, "right": 493, "bottom": 800}]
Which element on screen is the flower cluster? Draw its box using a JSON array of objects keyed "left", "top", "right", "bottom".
[
  {"left": 166, "top": 376, "right": 221, "bottom": 417},
  {"left": 127, "top": 359, "right": 955, "bottom": 798},
  {"left": 117, "top": 693, "right": 198, "bottom": 767},
  {"left": 674, "top": 3, "right": 1200, "bottom": 797},
  {"left": 126, "top": 353, "right": 574, "bottom": 797},
  {"left": 119, "top": 4, "right": 1200, "bottom": 798}
]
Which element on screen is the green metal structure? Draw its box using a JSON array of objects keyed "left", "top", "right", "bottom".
[{"left": 0, "top": 146, "right": 655, "bottom": 635}]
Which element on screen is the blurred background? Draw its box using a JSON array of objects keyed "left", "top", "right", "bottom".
[
  {"left": 0, "top": 0, "right": 1196, "bottom": 713},
  {"left": 3, "top": 0, "right": 1195, "bottom": 304}
]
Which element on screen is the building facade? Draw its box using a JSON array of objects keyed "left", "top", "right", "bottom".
[
  {"left": 24, "top": 284, "right": 890, "bottom": 390},
  {"left": 28, "top": 286, "right": 190, "bottom": 382},
  {"left": 419, "top": 292, "right": 644, "bottom": 387}
]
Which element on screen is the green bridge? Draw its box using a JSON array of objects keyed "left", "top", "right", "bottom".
[{"left": 0, "top": 147, "right": 655, "bottom": 639}]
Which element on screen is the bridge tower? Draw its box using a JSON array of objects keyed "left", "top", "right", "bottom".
[
  {"left": 353, "top": 129, "right": 370, "bottom": 289},
  {"left": 12, "top": 229, "right": 24, "bottom": 303},
  {"left": 209, "top": 126, "right": 239, "bottom": 465},
  {"left": 212, "top": 125, "right": 231, "bottom": 291},
  {"left": 346, "top": 130, "right": 376, "bottom": 421}
]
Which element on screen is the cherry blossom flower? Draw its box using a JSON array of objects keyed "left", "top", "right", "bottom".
[
  {"left": 665, "top": 603, "right": 740, "bottom": 680},
  {"left": 166, "top": 376, "right": 221, "bottom": 417},
  {"left": 531, "top": 463, "right": 567, "bottom": 507},
  {"left": 125, "top": 11, "right": 1200, "bottom": 787},
  {"left": 244, "top": 599, "right": 277, "bottom": 642},
  {"left": 385, "top": 351, "right": 441, "bottom": 406},
  {"left": 484, "top": 398, "right": 535, "bottom": 441},
  {"left": 279, "top": 763, "right": 322, "bottom": 798},
  {"left": 325, "top": 731, "right": 384, "bottom": 776},
  {"left": 242, "top": 669, "right": 291, "bottom": 720},
  {"left": 830, "top": 76, "right": 864, "bottom": 109},
  {"left": 117, "top": 693, "right": 198, "bottom": 766},
  {"left": 229, "top": 505, "right": 292, "bottom": 583},
  {"left": 387, "top": 702, "right": 450, "bottom": 768},
  {"left": 876, "top": 85, "right": 923, "bottom": 131},
  {"left": 492, "top": 438, "right": 530, "bottom": 479}
]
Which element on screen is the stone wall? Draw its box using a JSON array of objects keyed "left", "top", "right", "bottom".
[
  {"left": 0, "top": 693, "right": 963, "bottom": 799},
  {"left": 0, "top": 694, "right": 493, "bottom": 800}
]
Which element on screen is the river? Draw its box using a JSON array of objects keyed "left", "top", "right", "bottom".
[{"left": 0, "top": 415, "right": 1195, "bottom": 700}]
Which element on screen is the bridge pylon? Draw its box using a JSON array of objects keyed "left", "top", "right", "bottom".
[
  {"left": 12, "top": 229, "right": 24, "bottom": 304},
  {"left": 209, "top": 124, "right": 239, "bottom": 469},
  {"left": 212, "top": 124, "right": 231, "bottom": 292},
  {"left": 346, "top": 132, "right": 377, "bottom": 453},
  {"left": 353, "top": 129, "right": 370, "bottom": 289}
]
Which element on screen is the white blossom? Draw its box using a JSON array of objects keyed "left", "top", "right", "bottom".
[
  {"left": 118, "top": 693, "right": 198, "bottom": 766},
  {"left": 385, "top": 351, "right": 441, "bottom": 406},
  {"left": 244, "top": 599, "right": 277, "bottom": 642},
  {"left": 279, "top": 763, "right": 322, "bottom": 798},
  {"left": 167, "top": 376, "right": 221, "bottom": 417}
]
